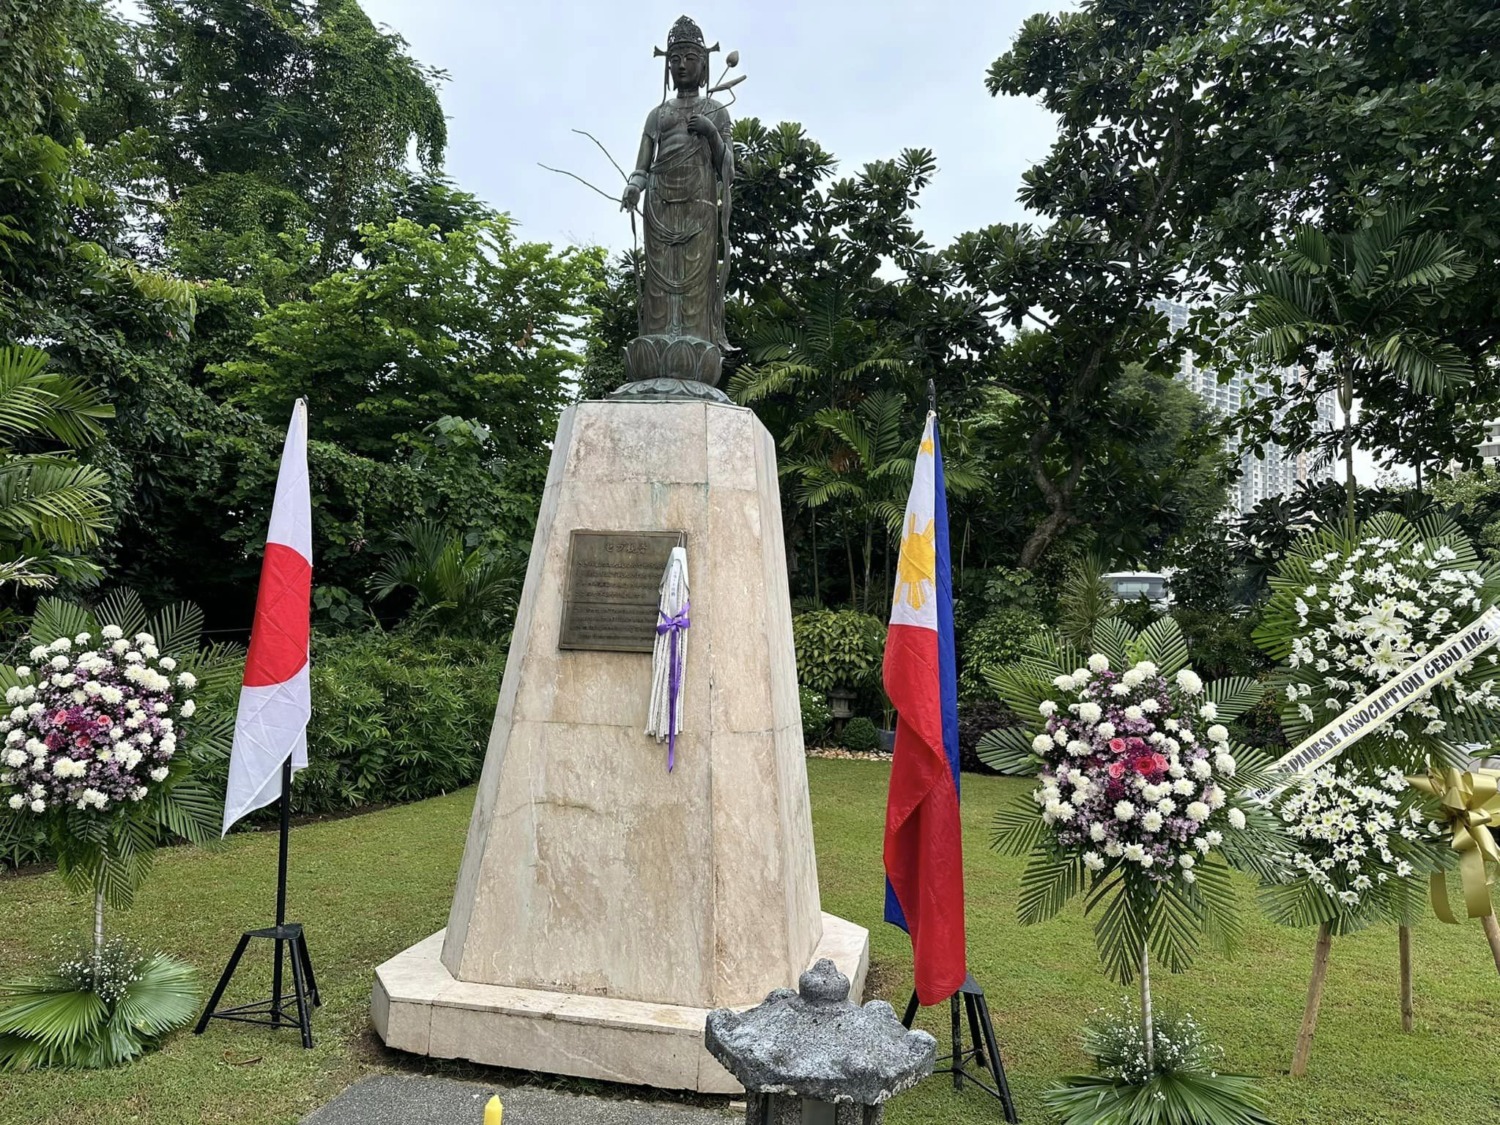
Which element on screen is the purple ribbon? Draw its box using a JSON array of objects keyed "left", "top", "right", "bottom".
[{"left": 656, "top": 600, "right": 691, "bottom": 771}]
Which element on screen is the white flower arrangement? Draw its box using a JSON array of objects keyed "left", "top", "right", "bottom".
[
  {"left": 1026, "top": 655, "right": 1250, "bottom": 883},
  {"left": 0, "top": 630, "right": 196, "bottom": 816},
  {"left": 1271, "top": 762, "right": 1446, "bottom": 922},
  {"left": 1263, "top": 515, "right": 1500, "bottom": 764}
]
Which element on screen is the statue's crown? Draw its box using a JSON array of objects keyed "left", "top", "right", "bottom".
[{"left": 667, "top": 15, "right": 706, "bottom": 50}]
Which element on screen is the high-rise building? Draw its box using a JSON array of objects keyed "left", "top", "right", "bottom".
[
  {"left": 1480, "top": 420, "right": 1500, "bottom": 461},
  {"left": 1153, "top": 300, "right": 1336, "bottom": 516}
]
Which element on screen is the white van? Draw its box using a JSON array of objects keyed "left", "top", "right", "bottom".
[{"left": 1102, "top": 571, "right": 1171, "bottom": 609}]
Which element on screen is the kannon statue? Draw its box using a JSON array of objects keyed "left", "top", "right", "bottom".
[{"left": 615, "top": 16, "right": 736, "bottom": 400}]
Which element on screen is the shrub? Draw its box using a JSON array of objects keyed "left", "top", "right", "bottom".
[
  {"left": 798, "top": 685, "right": 831, "bottom": 744},
  {"left": 792, "top": 610, "right": 885, "bottom": 695},
  {"left": 957, "top": 607, "right": 1045, "bottom": 701},
  {"left": 1114, "top": 594, "right": 1160, "bottom": 633},
  {"left": 839, "top": 716, "right": 880, "bottom": 753},
  {"left": 957, "top": 699, "right": 1019, "bottom": 775},
  {"left": 1233, "top": 684, "right": 1289, "bottom": 757},
  {"left": 1171, "top": 606, "right": 1273, "bottom": 680},
  {"left": 195, "top": 629, "right": 505, "bottom": 821}
]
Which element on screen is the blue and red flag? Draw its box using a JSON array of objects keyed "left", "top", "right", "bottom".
[{"left": 882, "top": 411, "right": 966, "bottom": 1006}]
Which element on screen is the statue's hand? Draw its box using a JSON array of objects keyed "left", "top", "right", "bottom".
[
  {"left": 687, "top": 114, "right": 718, "bottom": 140},
  {"left": 621, "top": 183, "right": 641, "bottom": 211}
]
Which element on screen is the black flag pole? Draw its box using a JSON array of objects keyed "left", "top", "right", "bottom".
[{"left": 195, "top": 757, "right": 320, "bottom": 1046}]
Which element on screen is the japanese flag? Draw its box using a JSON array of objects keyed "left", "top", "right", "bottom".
[{"left": 222, "top": 400, "right": 312, "bottom": 835}]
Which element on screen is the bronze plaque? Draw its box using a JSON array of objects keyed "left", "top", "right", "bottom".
[{"left": 558, "top": 531, "right": 682, "bottom": 652}]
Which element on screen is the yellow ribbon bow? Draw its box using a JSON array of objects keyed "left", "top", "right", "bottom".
[{"left": 1407, "top": 767, "right": 1500, "bottom": 923}]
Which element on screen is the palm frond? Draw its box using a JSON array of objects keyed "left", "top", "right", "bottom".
[
  {"left": 976, "top": 726, "right": 1041, "bottom": 775},
  {"left": 28, "top": 597, "right": 96, "bottom": 646},
  {"left": 1018, "top": 849, "right": 1087, "bottom": 925},
  {"left": 992, "top": 797, "right": 1047, "bottom": 856},
  {"left": 1044, "top": 1069, "right": 1274, "bottom": 1125},
  {"left": 1091, "top": 617, "right": 1136, "bottom": 670},
  {"left": 0, "top": 984, "right": 107, "bottom": 1053},
  {"left": 1204, "top": 677, "right": 1266, "bottom": 724},
  {"left": 1088, "top": 875, "right": 1149, "bottom": 985},
  {"left": 109, "top": 955, "right": 199, "bottom": 1036},
  {"left": 1259, "top": 877, "right": 1341, "bottom": 931},
  {"left": 0, "top": 457, "right": 113, "bottom": 551},
  {"left": 1148, "top": 878, "right": 1208, "bottom": 975},
  {"left": 94, "top": 590, "right": 148, "bottom": 637},
  {"left": 148, "top": 600, "right": 205, "bottom": 655},
  {"left": 1134, "top": 616, "right": 1189, "bottom": 677}
]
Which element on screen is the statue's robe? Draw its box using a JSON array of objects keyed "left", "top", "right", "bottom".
[{"left": 638, "top": 96, "right": 732, "bottom": 350}]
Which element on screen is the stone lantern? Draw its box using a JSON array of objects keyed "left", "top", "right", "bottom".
[{"left": 705, "top": 959, "right": 936, "bottom": 1124}]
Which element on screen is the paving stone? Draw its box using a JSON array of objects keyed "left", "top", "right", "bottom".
[{"left": 302, "top": 1074, "right": 738, "bottom": 1125}]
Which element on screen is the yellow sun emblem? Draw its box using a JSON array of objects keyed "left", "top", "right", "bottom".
[{"left": 893, "top": 512, "right": 936, "bottom": 611}]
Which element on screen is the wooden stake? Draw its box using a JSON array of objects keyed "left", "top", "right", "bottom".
[
  {"left": 1292, "top": 922, "right": 1333, "bottom": 1077},
  {"left": 1140, "top": 941, "right": 1154, "bottom": 1072},
  {"left": 1398, "top": 924, "right": 1413, "bottom": 1032},
  {"left": 1483, "top": 913, "right": 1500, "bottom": 976}
]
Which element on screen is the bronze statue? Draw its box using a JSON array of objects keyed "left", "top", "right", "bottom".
[{"left": 614, "top": 16, "right": 737, "bottom": 401}]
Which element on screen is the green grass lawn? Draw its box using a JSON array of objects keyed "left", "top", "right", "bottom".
[{"left": 3, "top": 761, "right": 1498, "bottom": 1123}]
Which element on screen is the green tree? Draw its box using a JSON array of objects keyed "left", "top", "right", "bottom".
[
  {"left": 1078, "top": 367, "right": 1230, "bottom": 563},
  {"left": 788, "top": 392, "right": 923, "bottom": 612},
  {"left": 1142, "top": 0, "right": 1500, "bottom": 368},
  {"left": 721, "top": 123, "right": 996, "bottom": 604},
  {"left": 953, "top": 5, "right": 1216, "bottom": 569},
  {"left": 370, "top": 519, "right": 521, "bottom": 637},
  {"left": 575, "top": 253, "right": 638, "bottom": 402},
  {"left": 968, "top": 0, "right": 1500, "bottom": 567},
  {"left": 1085, "top": 0, "right": 1500, "bottom": 476},
  {"left": 141, "top": 0, "right": 447, "bottom": 279},
  {"left": 1431, "top": 466, "right": 1500, "bottom": 565},
  {"left": 215, "top": 216, "right": 603, "bottom": 460}
]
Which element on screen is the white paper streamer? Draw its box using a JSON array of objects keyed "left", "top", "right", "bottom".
[{"left": 646, "top": 546, "right": 689, "bottom": 769}]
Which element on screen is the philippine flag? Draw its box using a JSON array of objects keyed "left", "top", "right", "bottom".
[
  {"left": 222, "top": 400, "right": 312, "bottom": 835},
  {"left": 882, "top": 411, "right": 966, "bottom": 1006}
]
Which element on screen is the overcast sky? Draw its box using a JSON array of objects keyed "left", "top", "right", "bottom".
[{"left": 349, "top": 0, "right": 1067, "bottom": 255}]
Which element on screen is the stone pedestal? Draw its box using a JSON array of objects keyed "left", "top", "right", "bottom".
[{"left": 373, "top": 400, "right": 870, "bottom": 1093}]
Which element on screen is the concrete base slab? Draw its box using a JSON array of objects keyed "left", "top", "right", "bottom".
[{"left": 373, "top": 913, "right": 869, "bottom": 1095}]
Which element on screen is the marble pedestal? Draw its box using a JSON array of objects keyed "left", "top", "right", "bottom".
[{"left": 373, "top": 400, "right": 870, "bottom": 1093}]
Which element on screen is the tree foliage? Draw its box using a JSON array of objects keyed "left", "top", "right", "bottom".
[
  {"left": 141, "top": 0, "right": 447, "bottom": 276},
  {"left": 0, "top": 346, "right": 115, "bottom": 588},
  {"left": 954, "top": 4, "right": 1225, "bottom": 569},
  {"left": 0, "top": 2, "right": 588, "bottom": 636},
  {"left": 1139, "top": 0, "right": 1500, "bottom": 475},
  {"left": 215, "top": 216, "right": 601, "bottom": 459},
  {"left": 1227, "top": 207, "right": 1477, "bottom": 502}
]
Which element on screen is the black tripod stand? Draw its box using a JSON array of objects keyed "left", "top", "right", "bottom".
[
  {"left": 195, "top": 759, "right": 320, "bottom": 1047},
  {"left": 902, "top": 974, "right": 1019, "bottom": 1122}
]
